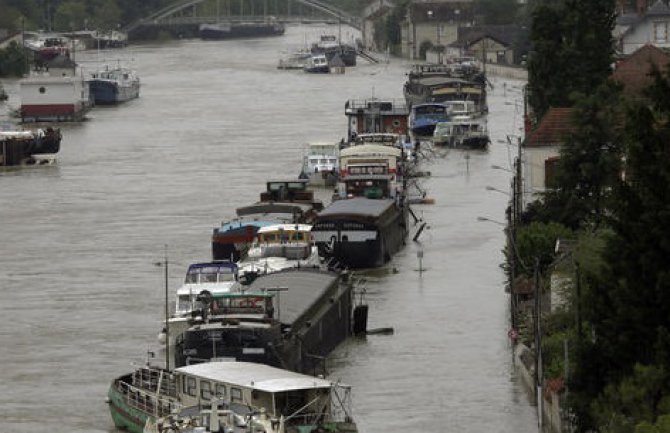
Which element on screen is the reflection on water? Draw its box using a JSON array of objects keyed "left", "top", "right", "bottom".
[{"left": 0, "top": 24, "right": 536, "bottom": 433}]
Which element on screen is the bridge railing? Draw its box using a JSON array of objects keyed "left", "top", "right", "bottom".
[{"left": 124, "top": 0, "right": 361, "bottom": 33}]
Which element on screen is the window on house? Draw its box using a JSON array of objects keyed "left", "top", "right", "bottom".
[
  {"left": 545, "top": 156, "right": 560, "bottom": 189},
  {"left": 654, "top": 22, "right": 668, "bottom": 43}
]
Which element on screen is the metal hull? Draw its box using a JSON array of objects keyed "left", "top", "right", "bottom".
[
  {"left": 89, "top": 80, "right": 140, "bottom": 104},
  {"left": 107, "top": 380, "right": 151, "bottom": 433}
]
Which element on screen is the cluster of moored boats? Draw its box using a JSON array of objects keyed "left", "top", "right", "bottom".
[
  {"left": 17, "top": 32, "right": 139, "bottom": 123},
  {"left": 104, "top": 54, "right": 485, "bottom": 433},
  {"left": 106, "top": 63, "right": 443, "bottom": 433},
  {"left": 278, "top": 35, "right": 359, "bottom": 73},
  {"left": 0, "top": 33, "right": 140, "bottom": 166},
  {"left": 405, "top": 59, "right": 491, "bottom": 149}
]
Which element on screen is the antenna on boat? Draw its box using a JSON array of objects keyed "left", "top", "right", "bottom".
[{"left": 155, "top": 245, "right": 170, "bottom": 370}]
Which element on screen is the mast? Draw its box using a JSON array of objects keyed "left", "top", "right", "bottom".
[{"left": 164, "top": 245, "right": 170, "bottom": 370}]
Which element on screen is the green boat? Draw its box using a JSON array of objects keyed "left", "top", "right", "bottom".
[{"left": 108, "top": 361, "right": 357, "bottom": 433}]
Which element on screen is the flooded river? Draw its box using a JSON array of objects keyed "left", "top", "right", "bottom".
[{"left": 0, "top": 24, "right": 536, "bottom": 433}]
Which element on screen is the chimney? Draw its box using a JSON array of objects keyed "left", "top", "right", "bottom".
[{"left": 637, "top": 0, "right": 648, "bottom": 15}]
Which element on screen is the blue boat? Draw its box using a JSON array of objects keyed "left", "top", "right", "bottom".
[
  {"left": 88, "top": 66, "right": 139, "bottom": 105},
  {"left": 409, "top": 102, "right": 450, "bottom": 137}
]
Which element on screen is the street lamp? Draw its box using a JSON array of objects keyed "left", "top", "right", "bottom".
[{"left": 427, "top": 10, "right": 441, "bottom": 63}]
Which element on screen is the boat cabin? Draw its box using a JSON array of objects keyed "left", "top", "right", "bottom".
[
  {"left": 339, "top": 144, "right": 402, "bottom": 178},
  {"left": 259, "top": 179, "right": 319, "bottom": 205},
  {"left": 174, "top": 362, "right": 347, "bottom": 423},
  {"left": 175, "top": 262, "right": 240, "bottom": 316},
  {"left": 345, "top": 98, "right": 409, "bottom": 138},
  {"left": 302, "top": 142, "right": 339, "bottom": 174},
  {"left": 248, "top": 223, "right": 314, "bottom": 261}
]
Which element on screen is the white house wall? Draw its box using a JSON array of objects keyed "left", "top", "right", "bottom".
[
  {"left": 522, "top": 145, "right": 560, "bottom": 206},
  {"left": 622, "top": 17, "right": 670, "bottom": 54}
]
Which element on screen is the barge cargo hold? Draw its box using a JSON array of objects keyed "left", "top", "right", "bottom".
[
  {"left": 174, "top": 267, "right": 353, "bottom": 374},
  {"left": 311, "top": 197, "right": 408, "bottom": 269}
]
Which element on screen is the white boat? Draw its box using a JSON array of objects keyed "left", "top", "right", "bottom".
[
  {"left": 433, "top": 115, "right": 490, "bottom": 149},
  {"left": 237, "top": 224, "right": 320, "bottom": 281},
  {"left": 19, "top": 57, "right": 91, "bottom": 123},
  {"left": 303, "top": 54, "right": 329, "bottom": 73},
  {"left": 277, "top": 49, "right": 311, "bottom": 69},
  {"left": 299, "top": 141, "right": 339, "bottom": 186},
  {"left": 109, "top": 361, "right": 358, "bottom": 433},
  {"left": 158, "top": 262, "right": 241, "bottom": 347}
]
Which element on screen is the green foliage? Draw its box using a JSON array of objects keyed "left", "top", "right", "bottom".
[
  {"left": 592, "top": 364, "right": 670, "bottom": 432},
  {"left": 0, "top": 41, "right": 29, "bottom": 77},
  {"left": 528, "top": 0, "right": 615, "bottom": 120},
  {"left": 554, "top": 81, "right": 625, "bottom": 228},
  {"left": 567, "top": 65, "right": 670, "bottom": 432},
  {"left": 514, "top": 221, "right": 572, "bottom": 276},
  {"left": 474, "top": 0, "right": 520, "bottom": 24}
]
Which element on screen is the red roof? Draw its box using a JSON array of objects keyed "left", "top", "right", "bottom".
[
  {"left": 611, "top": 44, "right": 670, "bottom": 97},
  {"left": 525, "top": 107, "right": 576, "bottom": 147}
]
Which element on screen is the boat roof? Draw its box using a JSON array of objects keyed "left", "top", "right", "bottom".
[
  {"left": 340, "top": 144, "right": 402, "bottom": 158},
  {"left": 256, "top": 223, "right": 312, "bottom": 233},
  {"left": 413, "top": 76, "right": 473, "bottom": 87},
  {"left": 218, "top": 219, "right": 278, "bottom": 232},
  {"left": 316, "top": 197, "right": 395, "bottom": 219},
  {"left": 236, "top": 202, "right": 314, "bottom": 217},
  {"left": 246, "top": 267, "right": 340, "bottom": 325},
  {"left": 176, "top": 361, "right": 337, "bottom": 392},
  {"left": 176, "top": 281, "right": 238, "bottom": 296},
  {"left": 187, "top": 262, "right": 238, "bottom": 272}
]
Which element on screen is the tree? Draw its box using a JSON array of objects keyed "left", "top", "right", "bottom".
[
  {"left": 474, "top": 0, "right": 519, "bottom": 25},
  {"left": 527, "top": 0, "right": 615, "bottom": 120},
  {"left": 53, "top": 0, "right": 87, "bottom": 31},
  {"left": 570, "top": 66, "right": 670, "bottom": 432},
  {"left": 553, "top": 81, "right": 625, "bottom": 228}
]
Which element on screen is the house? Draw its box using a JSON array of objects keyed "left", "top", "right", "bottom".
[
  {"left": 400, "top": 0, "right": 476, "bottom": 60},
  {"left": 362, "top": 0, "right": 396, "bottom": 51},
  {"left": 616, "top": 0, "right": 670, "bottom": 54},
  {"left": 522, "top": 108, "right": 576, "bottom": 206},
  {"left": 446, "top": 25, "right": 527, "bottom": 65},
  {"left": 610, "top": 43, "right": 670, "bottom": 97}
]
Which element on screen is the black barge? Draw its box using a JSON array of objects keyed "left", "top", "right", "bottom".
[
  {"left": 311, "top": 197, "right": 408, "bottom": 269},
  {"left": 174, "top": 267, "right": 353, "bottom": 374}
]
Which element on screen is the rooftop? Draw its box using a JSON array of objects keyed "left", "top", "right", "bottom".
[{"left": 524, "top": 108, "right": 576, "bottom": 148}]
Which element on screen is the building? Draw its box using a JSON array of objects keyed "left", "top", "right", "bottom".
[
  {"left": 362, "top": 0, "right": 396, "bottom": 51},
  {"left": 446, "top": 25, "right": 527, "bottom": 64},
  {"left": 610, "top": 43, "right": 670, "bottom": 98},
  {"left": 400, "top": 0, "right": 476, "bottom": 60},
  {"left": 615, "top": 0, "right": 670, "bottom": 54},
  {"left": 522, "top": 108, "right": 575, "bottom": 206}
]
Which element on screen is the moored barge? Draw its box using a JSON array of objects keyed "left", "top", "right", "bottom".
[
  {"left": 174, "top": 267, "right": 354, "bottom": 374},
  {"left": 211, "top": 179, "right": 322, "bottom": 262},
  {"left": 311, "top": 197, "right": 407, "bottom": 268}
]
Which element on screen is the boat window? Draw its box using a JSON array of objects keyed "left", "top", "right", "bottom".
[
  {"left": 200, "top": 381, "right": 212, "bottom": 401},
  {"left": 186, "top": 377, "right": 197, "bottom": 397},
  {"left": 319, "top": 159, "right": 328, "bottom": 164},
  {"left": 185, "top": 271, "right": 198, "bottom": 283},
  {"left": 201, "top": 272, "right": 217, "bottom": 283},
  {"left": 177, "top": 295, "right": 191, "bottom": 312},
  {"left": 230, "top": 387, "right": 242, "bottom": 402},
  {"left": 217, "top": 272, "right": 236, "bottom": 282},
  {"left": 215, "top": 384, "right": 226, "bottom": 398}
]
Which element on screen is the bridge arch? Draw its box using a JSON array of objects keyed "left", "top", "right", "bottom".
[{"left": 125, "top": 0, "right": 361, "bottom": 33}]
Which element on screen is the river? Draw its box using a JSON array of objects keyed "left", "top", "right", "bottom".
[{"left": 0, "top": 24, "right": 536, "bottom": 433}]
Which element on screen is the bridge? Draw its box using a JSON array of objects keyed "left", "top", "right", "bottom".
[{"left": 124, "top": 0, "right": 362, "bottom": 37}]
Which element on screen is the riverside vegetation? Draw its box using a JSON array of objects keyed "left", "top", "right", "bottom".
[{"left": 518, "top": 0, "right": 670, "bottom": 432}]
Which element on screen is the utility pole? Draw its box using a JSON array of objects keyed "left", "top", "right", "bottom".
[{"left": 164, "top": 245, "right": 170, "bottom": 371}]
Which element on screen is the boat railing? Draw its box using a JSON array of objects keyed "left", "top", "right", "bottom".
[
  {"left": 345, "top": 99, "right": 408, "bottom": 114},
  {"left": 117, "top": 379, "right": 180, "bottom": 417}
]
